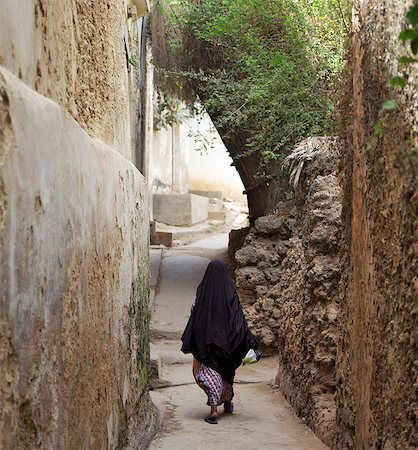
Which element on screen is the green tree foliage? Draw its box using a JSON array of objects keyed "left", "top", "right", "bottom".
[
  {"left": 390, "top": 3, "right": 418, "bottom": 91},
  {"left": 152, "top": 0, "right": 348, "bottom": 219},
  {"left": 371, "top": 3, "right": 418, "bottom": 150}
]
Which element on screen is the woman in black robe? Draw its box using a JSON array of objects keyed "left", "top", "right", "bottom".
[{"left": 181, "top": 259, "right": 258, "bottom": 424}]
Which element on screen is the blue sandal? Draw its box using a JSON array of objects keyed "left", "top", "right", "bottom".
[{"left": 204, "top": 415, "right": 218, "bottom": 424}]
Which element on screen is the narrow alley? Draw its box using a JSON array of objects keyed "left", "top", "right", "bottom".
[
  {"left": 148, "top": 231, "right": 328, "bottom": 449},
  {"left": 1, "top": 1, "right": 417, "bottom": 449}
]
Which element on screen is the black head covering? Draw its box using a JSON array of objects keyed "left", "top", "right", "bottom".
[{"left": 181, "top": 259, "right": 258, "bottom": 383}]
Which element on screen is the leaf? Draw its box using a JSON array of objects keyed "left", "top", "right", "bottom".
[
  {"left": 382, "top": 99, "right": 398, "bottom": 111},
  {"left": 411, "top": 37, "right": 418, "bottom": 55},
  {"left": 390, "top": 75, "right": 406, "bottom": 88},
  {"left": 373, "top": 120, "right": 382, "bottom": 136},
  {"left": 128, "top": 56, "right": 139, "bottom": 70},
  {"left": 398, "top": 56, "right": 418, "bottom": 64},
  {"left": 399, "top": 28, "right": 418, "bottom": 42},
  {"left": 270, "top": 52, "right": 283, "bottom": 68},
  {"left": 406, "top": 4, "right": 418, "bottom": 26}
]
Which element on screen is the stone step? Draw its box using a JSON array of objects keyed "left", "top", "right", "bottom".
[
  {"left": 208, "top": 210, "right": 238, "bottom": 224},
  {"left": 208, "top": 198, "right": 223, "bottom": 212},
  {"left": 150, "top": 222, "right": 173, "bottom": 246},
  {"left": 150, "top": 328, "right": 183, "bottom": 341},
  {"left": 208, "top": 211, "right": 226, "bottom": 221},
  {"left": 150, "top": 345, "right": 162, "bottom": 380},
  {"left": 189, "top": 190, "right": 223, "bottom": 200},
  {"left": 150, "top": 341, "right": 193, "bottom": 369}
]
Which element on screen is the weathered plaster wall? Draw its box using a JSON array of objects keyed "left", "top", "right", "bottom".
[
  {"left": 151, "top": 106, "right": 245, "bottom": 200},
  {"left": 0, "top": 1, "right": 155, "bottom": 448},
  {"left": 151, "top": 125, "right": 174, "bottom": 194},
  {"left": 335, "top": 1, "right": 418, "bottom": 448},
  {"left": 0, "top": 67, "right": 156, "bottom": 449},
  {"left": 0, "top": 0, "right": 142, "bottom": 162},
  {"left": 186, "top": 113, "right": 245, "bottom": 201},
  {"left": 172, "top": 122, "right": 189, "bottom": 193},
  {"left": 235, "top": 138, "right": 342, "bottom": 446}
]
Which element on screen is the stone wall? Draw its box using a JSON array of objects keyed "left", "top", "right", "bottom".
[
  {"left": 335, "top": 1, "right": 418, "bottom": 448},
  {"left": 0, "top": 1, "right": 155, "bottom": 449},
  {"left": 235, "top": 205, "right": 294, "bottom": 348},
  {"left": 235, "top": 138, "right": 342, "bottom": 446}
]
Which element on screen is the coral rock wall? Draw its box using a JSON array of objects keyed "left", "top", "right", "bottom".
[{"left": 236, "top": 138, "right": 342, "bottom": 445}]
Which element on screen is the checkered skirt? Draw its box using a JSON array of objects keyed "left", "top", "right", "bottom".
[{"left": 196, "top": 364, "right": 234, "bottom": 406}]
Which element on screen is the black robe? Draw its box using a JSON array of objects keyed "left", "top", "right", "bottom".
[{"left": 181, "top": 259, "right": 258, "bottom": 384}]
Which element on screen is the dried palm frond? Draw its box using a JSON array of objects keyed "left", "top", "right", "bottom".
[{"left": 282, "top": 137, "right": 330, "bottom": 189}]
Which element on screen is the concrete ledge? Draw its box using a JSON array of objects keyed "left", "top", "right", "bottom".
[
  {"left": 189, "top": 190, "right": 223, "bottom": 200},
  {"left": 153, "top": 193, "right": 209, "bottom": 226}
]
